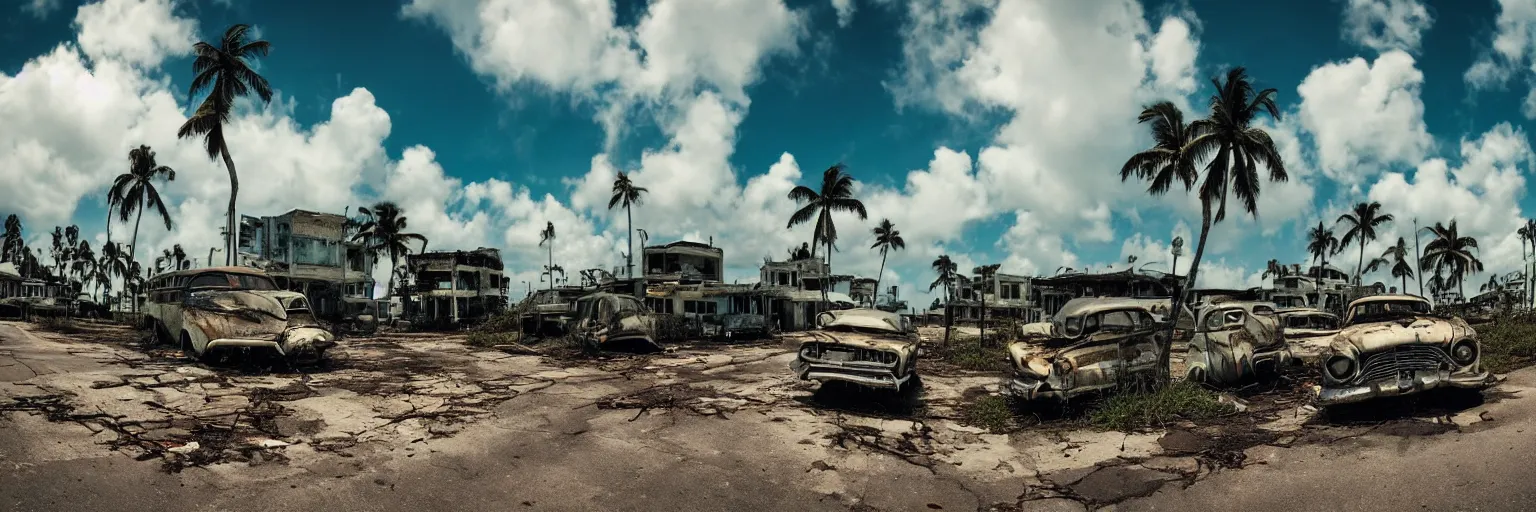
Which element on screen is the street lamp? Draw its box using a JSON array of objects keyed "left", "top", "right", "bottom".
[{"left": 208, "top": 247, "right": 223, "bottom": 267}]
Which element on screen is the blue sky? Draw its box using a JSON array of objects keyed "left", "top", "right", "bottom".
[{"left": 3, "top": 0, "right": 1535, "bottom": 303}]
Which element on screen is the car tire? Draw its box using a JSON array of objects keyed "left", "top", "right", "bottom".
[{"left": 180, "top": 331, "right": 212, "bottom": 363}]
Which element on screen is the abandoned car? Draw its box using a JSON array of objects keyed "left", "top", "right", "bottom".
[
  {"left": 790, "top": 308, "right": 919, "bottom": 391},
  {"left": 1185, "top": 301, "right": 1289, "bottom": 384},
  {"left": 567, "top": 293, "right": 662, "bottom": 351},
  {"left": 1317, "top": 295, "right": 1493, "bottom": 406},
  {"left": 141, "top": 267, "right": 336, "bottom": 364},
  {"left": 1278, "top": 307, "right": 1342, "bottom": 363},
  {"left": 1007, "top": 298, "right": 1164, "bottom": 401},
  {"left": 520, "top": 288, "right": 582, "bottom": 336}
]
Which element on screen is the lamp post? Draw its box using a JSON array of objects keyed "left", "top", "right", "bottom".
[{"left": 208, "top": 247, "right": 222, "bottom": 267}]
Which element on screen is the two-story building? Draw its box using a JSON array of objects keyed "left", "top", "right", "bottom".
[
  {"left": 643, "top": 241, "right": 724, "bottom": 283},
  {"left": 403, "top": 247, "right": 510, "bottom": 327},
  {"left": 236, "top": 209, "right": 374, "bottom": 318}
]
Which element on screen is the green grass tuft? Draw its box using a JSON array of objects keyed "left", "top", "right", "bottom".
[
  {"left": 1477, "top": 315, "right": 1536, "bottom": 374},
  {"left": 465, "top": 330, "right": 519, "bottom": 348},
  {"left": 961, "top": 394, "right": 1016, "bottom": 433},
  {"left": 930, "top": 335, "right": 1010, "bottom": 372},
  {"left": 1088, "top": 382, "right": 1233, "bottom": 431}
]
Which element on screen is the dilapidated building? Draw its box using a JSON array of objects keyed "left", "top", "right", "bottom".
[
  {"left": 237, "top": 209, "right": 375, "bottom": 318},
  {"left": 643, "top": 241, "right": 723, "bottom": 283},
  {"left": 402, "top": 248, "right": 510, "bottom": 327}
]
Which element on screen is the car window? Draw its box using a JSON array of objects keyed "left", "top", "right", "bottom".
[
  {"left": 237, "top": 275, "right": 278, "bottom": 290},
  {"left": 1251, "top": 305, "right": 1275, "bottom": 316},
  {"left": 1063, "top": 316, "right": 1082, "bottom": 337},
  {"left": 188, "top": 273, "right": 231, "bottom": 288},
  {"left": 1100, "top": 311, "right": 1135, "bottom": 333},
  {"left": 1224, "top": 310, "right": 1244, "bottom": 325}
]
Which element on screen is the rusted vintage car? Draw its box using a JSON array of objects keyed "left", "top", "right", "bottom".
[
  {"left": 568, "top": 293, "right": 662, "bottom": 351},
  {"left": 1277, "top": 307, "right": 1341, "bottom": 364},
  {"left": 721, "top": 313, "right": 769, "bottom": 340},
  {"left": 1317, "top": 295, "right": 1493, "bottom": 406},
  {"left": 790, "top": 308, "right": 919, "bottom": 391},
  {"left": 1007, "top": 298, "right": 1164, "bottom": 401},
  {"left": 142, "top": 267, "right": 335, "bottom": 364},
  {"left": 1185, "top": 301, "right": 1289, "bottom": 384}
]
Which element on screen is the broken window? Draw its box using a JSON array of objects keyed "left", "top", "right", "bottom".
[
  {"left": 1000, "top": 283, "right": 1021, "bottom": 300},
  {"left": 684, "top": 300, "right": 717, "bottom": 315},
  {"left": 1099, "top": 311, "right": 1135, "bottom": 333}
]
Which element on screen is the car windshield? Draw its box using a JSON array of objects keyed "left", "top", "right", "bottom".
[
  {"left": 1060, "top": 316, "right": 1082, "bottom": 337},
  {"left": 1348, "top": 300, "right": 1431, "bottom": 324},
  {"left": 1286, "top": 314, "right": 1339, "bottom": 329},
  {"left": 187, "top": 272, "right": 278, "bottom": 291}
]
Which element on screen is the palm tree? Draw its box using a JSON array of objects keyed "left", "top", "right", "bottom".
[
  {"left": 49, "top": 226, "right": 64, "bottom": 274},
  {"left": 1335, "top": 201, "right": 1394, "bottom": 285},
  {"left": 98, "top": 243, "right": 127, "bottom": 308},
  {"left": 870, "top": 219, "right": 906, "bottom": 307},
  {"left": 1519, "top": 219, "right": 1535, "bottom": 261},
  {"left": 1363, "top": 237, "right": 1415, "bottom": 294},
  {"left": 177, "top": 24, "right": 274, "bottom": 265},
  {"left": 1306, "top": 221, "right": 1340, "bottom": 306},
  {"left": 1, "top": 214, "right": 22, "bottom": 263},
  {"left": 352, "top": 202, "right": 428, "bottom": 297},
  {"left": 1481, "top": 274, "right": 1503, "bottom": 293},
  {"left": 930, "top": 255, "right": 959, "bottom": 345},
  {"left": 787, "top": 164, "right": 869, "bottom": 302},
  {"left": 607, "top": 172, "right": 648, "bottom": 278},
  {"left": 1261, "top": 259, "right": 1287, "bottom": 280},
  {"left": 111, "top": 146, "right": 175, "bottom": 311},
  {"left": 973, "top": 263, "right": 1001, "bottom": 346},
  {"left": 1421, "top": 220, "right": 1484, "bottom": 300},
  {"left": 1122, "top": 68, "right": 1288, "bottom": 381},
  {"left": 170, "top": 244, "right": 188, "bottom": 271},
  {"left": 72, "top": 242, "right": 93, "bottom": 289},
  {"left": 539, "top": 221, "right": 557, "bottom": 292}
]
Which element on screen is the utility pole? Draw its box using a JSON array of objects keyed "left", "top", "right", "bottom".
[
  {"left": 1414, "top": 218, "right": 1424, "bottom": 297},
  {"left": 339, "top": 206, "right": 350, "bottom": 320}
]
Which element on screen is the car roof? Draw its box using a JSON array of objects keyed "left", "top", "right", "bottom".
[
  {"left": 1346, "top": 294, "right": 1429, "bottom": 309},
  {"left": 1055, "top": 297, "right": 1158, "bottom": 319},
  {"left": 155, "top": 266, "right": 271, "bottom": 279}
]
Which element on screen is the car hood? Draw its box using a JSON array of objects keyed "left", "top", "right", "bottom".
[
  {"left": 186, "top": 290, "right": 305, "bottom": 321},
  {"left": 1332, "top": 316, "right": 1472, "bottom": 353},
  {"left": 801, "top": 330, "right": 917, "bottom": 355}
]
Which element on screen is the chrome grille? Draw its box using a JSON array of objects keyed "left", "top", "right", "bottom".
[{"left": 1352, "top": 345, "right": 1454, "bottom": 384}]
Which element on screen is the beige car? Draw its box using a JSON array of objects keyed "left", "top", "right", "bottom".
[
  {"left": 142, "top": 267, "right": 336, "bottom": 364},
  {"left": 1008, "top": 298, "right": 1163, "bottom": 401},
  {"left": 1317, "top": 295, "right": 1493, "bottom": 406},
  {"left": 1277, "top": 307, "right": 1341, "bottom": 364},
  {"left": 1185, "top": 301, "right": 1289, "bottom": 384},
  {"left": 790, "top": 308, "right": 918, "bottom": 391}
]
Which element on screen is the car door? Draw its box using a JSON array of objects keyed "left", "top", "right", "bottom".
[{"left": 1070, "top": 310, "right": 1136, "bottom": 389}]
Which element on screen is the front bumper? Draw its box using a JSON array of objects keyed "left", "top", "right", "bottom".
[
  {"left": 1253, "top": 345, "right": 1293, "bottom": 369},
  {"left": 1317, "top": 370, "right": 1495, "bottom": 406},
  {"left": 1007, "top": 376, "right": 1069, "bottom": 401},
  {"left": 791, "top": 358, "right": 910, "bottom": 390}
]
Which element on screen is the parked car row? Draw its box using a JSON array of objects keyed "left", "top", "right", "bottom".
[{"left": 786, "top": 294, "right": 1496, "bottom": 410}]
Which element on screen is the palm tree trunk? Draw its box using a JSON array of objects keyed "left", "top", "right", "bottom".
[
  {"left": 943, "top": 281, "right": 952, "bottom": 346},
  {"left": 1165, "top": 202, "right": 1212, "bottom": 384},
  {"left": 625, "top": 205, "right": 634, "bottom": 278},
  {"left": 874, "top": 249, "right": 888, "bottom": 308},
  {"left": 978, "top": 276, "right": 987, "bottom": 347},
  {"left": 1401, "top": 274, "right": 1407, "bottom": 294},
  {"left": 220, "top": 146, "right": 239, "bottom": 266},
  {"left": 128, "top": 206, "right": 143, "bottom": 314},
  {"left": 1357, "top": 243, "right": 1365, "bottom": 286},
  {"left": 387, "top": 253, "right": 398, "bottom": 297},
  {"left": 824, "top": 240, "right": 832, "bottom": 305}
]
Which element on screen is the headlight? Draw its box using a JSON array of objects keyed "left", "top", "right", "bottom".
[
  {"left": 1023, "top": 357, "right": 1052, "bottom": 377},
  {"left": 884, "top": 351, "right": 898, "bottom": 364},
  {"left": 1450, "top": 340, "right": 1478, "bottom": 366},
  {"left": 1325, "top": 355, "right": 1356, "bottom": 380}
]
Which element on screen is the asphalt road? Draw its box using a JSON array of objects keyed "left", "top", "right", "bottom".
[{"left": 4, "top": 321, "right": 1536, "bottom": 511}]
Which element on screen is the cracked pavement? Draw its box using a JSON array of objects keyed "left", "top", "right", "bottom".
[{"left": 2, "top": 320, "right": 1535, "bottom": 511}]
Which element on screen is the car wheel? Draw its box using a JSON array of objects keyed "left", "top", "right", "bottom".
[
  {"left": 1186, "top": 366, "right": 1207, "bottom": 384},
  {"left": 180, "top": 331, "right": 213, "bottom": 363}
]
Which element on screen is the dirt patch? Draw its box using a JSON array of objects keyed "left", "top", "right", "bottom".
[{"left": 596, "top": 383, "right": 747, "bottom": 419}]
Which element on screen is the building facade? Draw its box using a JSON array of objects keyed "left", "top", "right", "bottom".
[
  {"left": 236, "top": 209, "right": 374, "bottom": 318},
  {"left": 403, "top": 248, "right": 510, "bottom": 327}
]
